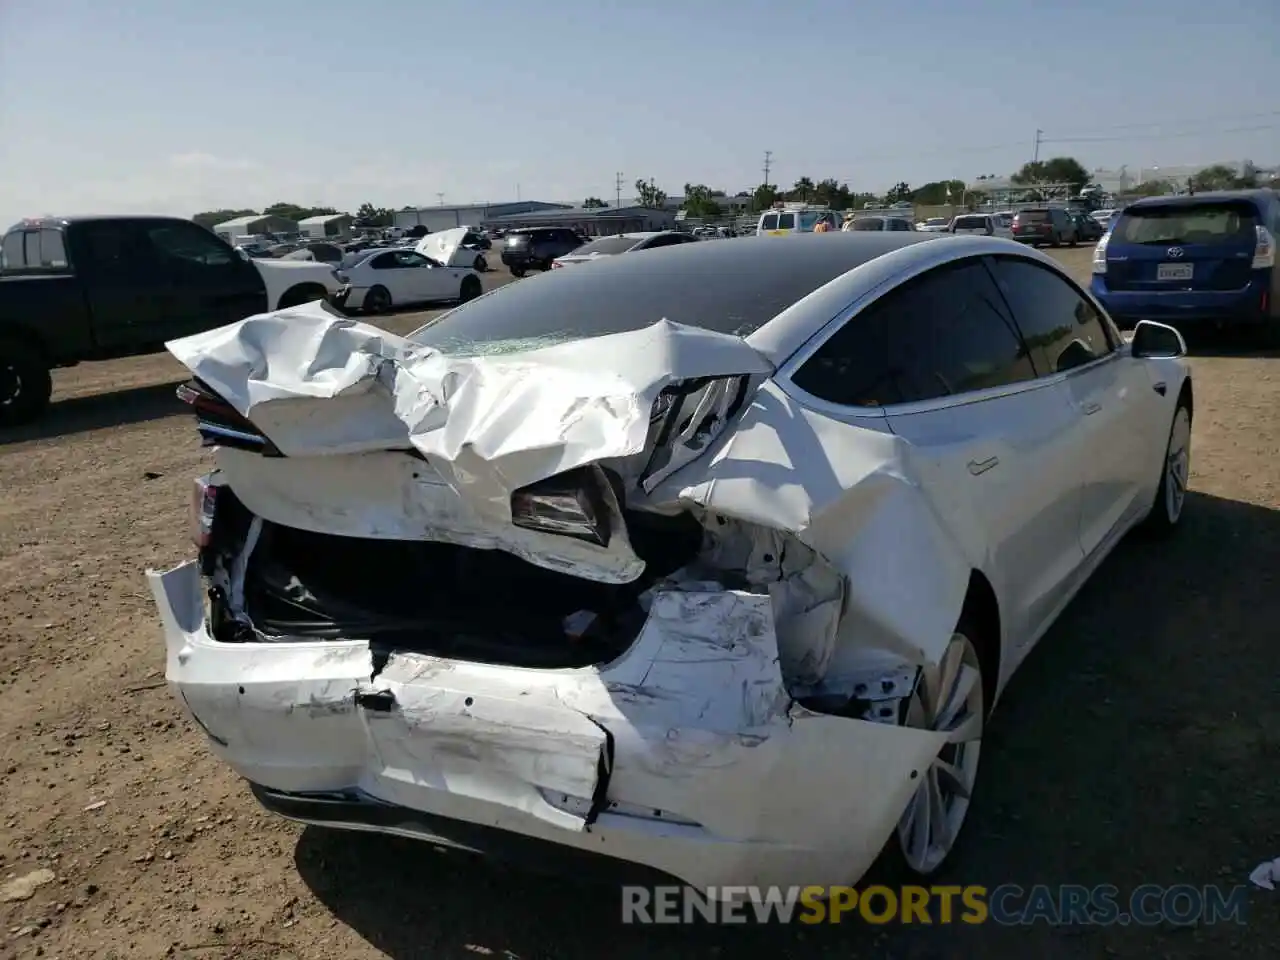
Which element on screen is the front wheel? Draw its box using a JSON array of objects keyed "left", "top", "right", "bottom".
[
  {"left": 459, "top": 275, "right": 482, "bottom": 302},
  {"left": 1141, "top": 400, "right": 1192, "bottom": 535},
  {"left": 0, "top": 338, "right": 54, "bottom": 427}
]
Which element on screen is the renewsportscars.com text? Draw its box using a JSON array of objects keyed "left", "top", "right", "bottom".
[{"left": 621, "top": 883, "right": 1250, "bottom": 926}]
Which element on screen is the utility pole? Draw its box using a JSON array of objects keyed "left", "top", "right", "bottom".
[
  {"left": 615, "top": 171, "right": 624, "bottom": 208},
  {"left": 762, "top": 150, "right": 772, "bottom": 188},
  {"left": 1032, "top": 129, "right": 1043, "bottom": 164}
]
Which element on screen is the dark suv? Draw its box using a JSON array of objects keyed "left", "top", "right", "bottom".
[
  {"left": 500, "top": 227, "right": 583, "bottom": 276},
  {"left": 1011, "top": 207, "right": 1078, "bottom": 247}
]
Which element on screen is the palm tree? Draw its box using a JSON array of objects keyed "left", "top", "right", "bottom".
[{"left": 792, "top": 177, "right": 815, "bottom": 202}]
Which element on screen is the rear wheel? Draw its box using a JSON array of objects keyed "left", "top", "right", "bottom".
[
  {"left": 364, "top": 285, "right": 392, "bottom": 314},
  {"left": 510, "top": 266, "right": 526, "bottom": 278},
  {"left": 0, "top": 338, "right": 53, "bottom": 427},
  {"left": 886, "top": 624, "right": 987, "bottom": 877},
  {"left": 277, "top": 283, "right": 328, "bottom": 309},
  {"left": 459, "top": 275, "right": 482, "bottom": 302}
]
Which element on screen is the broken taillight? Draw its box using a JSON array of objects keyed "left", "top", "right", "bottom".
[
  {"left": 190, "top": 475, "right": 221, "bottom": 549},
  {"left": 177, "top": 379, "right": 282, "bottom": 456},
  {"left": 510, "top": 467, "right": 611, "bottom": 547}
]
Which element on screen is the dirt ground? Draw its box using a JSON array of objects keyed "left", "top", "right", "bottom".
[{"left": 1, "top": 248, "right": 1277, "bottom": 959}]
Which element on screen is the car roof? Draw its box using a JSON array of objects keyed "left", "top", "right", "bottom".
[
  {"left": 5, "top": 214, "right": 194, "bottom": 231},
  {"left": 410, "top": 232, "right": 943, "bottom": 364},
  {"left": 1128, "top": 189, "right": 1276, "bottom": 210}
]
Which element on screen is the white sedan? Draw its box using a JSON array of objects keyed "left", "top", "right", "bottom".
[
  {"left": 152, "top": 233, "right": 1192, "bottom": 897},
  {"left": 551, "top": 231, "right": 699, "bottom": 267},
  {"left": 332, "top": 247, "right": 482, "bottom": 313}
]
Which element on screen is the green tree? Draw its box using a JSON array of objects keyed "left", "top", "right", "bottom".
[
  {"left": 582, "top": 197, "right": 609, "bottom": 208},
  {"left": 885, "top": 181, "right": 912, "bottom": 203},
  {"left": 1130, "top": 180, "right": 1172, "bottom": 198},
  {"left": 1011, "top": 157, "right": 1090, "bottom": 192},
  {"left": 261, "top": 202, "right": 339, "bottom": 222},
  {"left": 813, "top": 178, "right": 851, "bottom": 209},
  {"left": 789, "top": 176, "right": 816, "bottom": 202},
  {"left": 910, "top": 180, "right": 966, "bottom": 205},
  {"left": 634, "top": 178, "right": 668, "bottom": 209},
  {"left": 682, "top": 183, "right": 723, "bottom": 218},
  {"left": 192, "top": 208, "right": 256, "bottom": 229},
  {"left": 751, "top": 183, "right": 780, "bottom": 210},
  {"left": 1191, "top": 163, "right": 1257, "bottom": 192},
  {"left": 354, "top": 203, "right": 394, "bottom": 226}
]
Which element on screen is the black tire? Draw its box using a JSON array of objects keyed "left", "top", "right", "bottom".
[
  {"left": 1140, "top": 397, "right": 1192, "bottom": 536},
  {"left": 873, "top": 608, "right": 989, "bottom": 882},
  {"left": 473, "top": 254, "right": 487, "bottom": 272},
  {"left": 510, "top": 266, "right": 526, "bottom": 278},
  {"left": 1050, "top": 232, "right": 1061, "bottom": 248},
  {"left": 277, "top": 284, "right": 328, "bottom": 310},
  {"left": 0, "top": 338, "right": 54, "bottom": 427},
  {"left": 364, "top": 285, "right": 392, "bottom": 314},
  {"left": 459, "top": 276, "right": 482, "bottom": 303}
]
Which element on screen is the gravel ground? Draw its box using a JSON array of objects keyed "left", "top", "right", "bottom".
[{"left": 1, "top": 248, "right": 1277, "bottom": 959}]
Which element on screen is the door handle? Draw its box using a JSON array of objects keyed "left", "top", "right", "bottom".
[
  {"left": 1082, "top": 401, "right": 1102, "bottom": 415},
  {"left": 968, "top": 456, "right": 999, "bottom": 476}
]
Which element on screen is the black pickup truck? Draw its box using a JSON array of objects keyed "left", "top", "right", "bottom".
[{"left": 0, "top": 216, "right": 341, "bottom": 425}]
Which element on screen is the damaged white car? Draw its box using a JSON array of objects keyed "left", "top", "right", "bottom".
[{"left": 150, "top": 232, "right": 1193, "bottom": 895}]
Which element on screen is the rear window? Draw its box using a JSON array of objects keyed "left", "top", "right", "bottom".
[
  {"left": 1, "top": 228, "right": 68, "bottom": 269},
  {"left": 408, "top": 239, "right": 918, "bottom": 353},
  {"left": 504, "top": 233, "right": 531, "bottom": 247},
  {"left": 953, "top": 216, "right": 987, "bottom": 229},
  {"left": 1114, "top": 202, "right": 1260, "bottom": 246},
  {"left": 849, "top": 219, "right": 884, "bottom": 231},
  {"left": 760, "top": 214, "right": 779, "bottom": 230},
  {"left": 1016, "top": 210, "right": 1050, "bottom": 223},
  {"left": 571, "top": 236, "right": 641, "bottom": 256}
]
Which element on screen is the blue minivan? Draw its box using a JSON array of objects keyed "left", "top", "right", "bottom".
[{"left": 1090, "top": 189, "right": 1279, "bottom": 333}]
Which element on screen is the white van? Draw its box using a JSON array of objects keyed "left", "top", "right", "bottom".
[{"left": 756, "top": 204, "right": 841, "bottom": 236}]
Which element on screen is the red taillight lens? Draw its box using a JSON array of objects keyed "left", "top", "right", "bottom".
[
  {"left": 189, "top": 476, "right": 220, "bottom": 549},
  {"left": 551, "top": 261, "right": 563, "bottom": 268}
]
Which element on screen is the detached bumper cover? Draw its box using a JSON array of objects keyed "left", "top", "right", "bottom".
[{"left": 149, "top": 559, "right": 948, "bottom": 893}]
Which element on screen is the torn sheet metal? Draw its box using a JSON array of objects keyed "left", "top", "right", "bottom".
[
  {"left": 166, "top": 304, "right": 772, "bottom": 522},
  {"left": 152, "top": 559, "right": 948, "bottom": 889},
  {"left": 414, "top": 226, "right": 476, "bottom": 268},
  {"left": 664, "top": 380, "right": 975, "bottom": 668}
]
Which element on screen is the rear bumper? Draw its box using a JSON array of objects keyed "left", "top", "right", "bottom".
[
  {"left": 1090, "top": 275, "right": 1272, "bottom": 327},
  {"left": 147, "top": 559, "right": 946, "bottom": 895}
]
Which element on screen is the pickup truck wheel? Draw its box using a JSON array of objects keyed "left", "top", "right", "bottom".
[
  {"left": 277, "top": 284, "right": 328, "bottom": 310},
  {"left": 510, "top": 267, "right": 526, "bottom": 278},
  {"left": 0, "top": 340, "right": 53, "bottom": 427}
]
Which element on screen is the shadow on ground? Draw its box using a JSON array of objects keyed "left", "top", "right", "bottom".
[
  {"left": 295, "top": 491, "right": 1279, "bottom": 960},
  {"left": 0, "top": 380, "right": 186, "bottom": 445}
]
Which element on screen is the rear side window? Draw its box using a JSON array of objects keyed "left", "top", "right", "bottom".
[
  {"left": 791, "top": 259, "right": 1036, "bottom": 407},
  {"left": 778, "top": 213, "right": 795, "bottom": 230},
  {"left": 573, "top": 236, "right": 640, "bottom": 256},
  {"left": 760, "top": 214, "right": 779, "bottom": 230},
  {"left": 1, "top": 228, "right": 68, "bottom": 269},
  {"left": 987, "top": 256, "right": 1113, "bottom": 374},
  {"left": 849, "top": 219, "right": 884, "bottom": 231},
  {"left": 1114, "top": 202, "right": 1259, "bottom": 246},
  {"left": 953, "top": 216, "right": 987, "bottom": 230}
]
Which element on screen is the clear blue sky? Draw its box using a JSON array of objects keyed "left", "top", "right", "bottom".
[{"left": 1, "top": 0, "right": 1276, "bottom": 223}]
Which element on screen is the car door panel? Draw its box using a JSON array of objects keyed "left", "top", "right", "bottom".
[
  {"left": 986, "top": 254, "right": 1150, "bottom": 559},
  {"left": 787, "top": 256, "right": 1087, "bottom": 656}
]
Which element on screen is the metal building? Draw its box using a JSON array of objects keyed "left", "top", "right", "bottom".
[
  {"left": 394, "top": 201, "right": 571, "bottom": 233},
  {"left": 211, "top": 214, "right": 299, "bottom": 244}
]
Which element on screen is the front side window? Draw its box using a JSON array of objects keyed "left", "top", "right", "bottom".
[
  {"left": 392, "top": 250, "right": 430, "bottom": 268},
  {"left": 849, "top": 218, "right": 884, "bottom": 231},
  {"left": 146, "top": 223, "right": 233, "bottom": 267},
  {"left": 986, "top": 256, "right": 1113, "bottom": 374},
  {"left": 760, "top": 214, "right": 779, "bottom": 230},
  {"left": 791, "top": 259, "right": 1036, "bottom": 407},
  {"left": 778, "top": 213, "right": 795, "bottom": 229}
]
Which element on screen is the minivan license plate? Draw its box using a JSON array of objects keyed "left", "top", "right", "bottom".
[{"left": 1157, "top": 263, "right": 1194, "bottom": 281}]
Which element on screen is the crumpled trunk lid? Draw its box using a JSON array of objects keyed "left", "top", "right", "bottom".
[{"left": 166, "top": 302, "right": 773, "bottom": 582}]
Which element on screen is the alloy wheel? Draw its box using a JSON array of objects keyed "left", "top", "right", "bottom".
[
  {"left": 1164, "top": 407, "right": 1192, "bottom": 524},
  {"left": 896, "top": 632, "right": 985, "bottom": 875}
]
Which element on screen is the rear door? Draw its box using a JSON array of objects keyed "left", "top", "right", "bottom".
[
  {"left": 1103, "top": 199, "right": 1260, "bottom": 293},
  {"left": 788, "top": 257, "right": 1086, "bottom": 652},
  {"left": 988, "top": 255, "right": 1161, "bottom": 559},
  {"left": 70, "top": 220, "right": 171, "bottom": 349},
  {"left": 140, "top": 221, "right": 267, "bottom": 337}
]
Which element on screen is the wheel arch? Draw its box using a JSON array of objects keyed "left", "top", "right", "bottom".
[
  {"left": 276, "top": 282, "right": 329, "bottom": 310},
  {"left": 1177, "top": 373, "right": 1193, "bottom": 419}
]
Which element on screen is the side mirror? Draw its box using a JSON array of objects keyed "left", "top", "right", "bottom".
[{"left": 1130, "top": 320, "right": 1186, "bottom": 359}]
